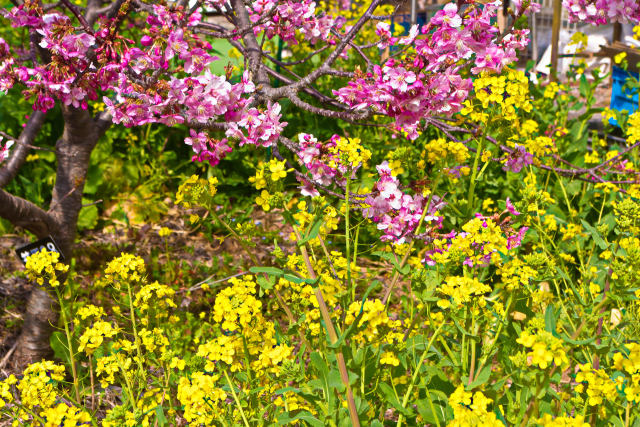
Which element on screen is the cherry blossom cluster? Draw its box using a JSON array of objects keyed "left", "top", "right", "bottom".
[
  {"left": 184, "top": 130, "right": 232, "bottom": 166},
  {"left": 296, "top": 133, "right": 370, "bottom": 196},
  {"left": 297, "top": 133, "right": 341, "bottom": 189},
  {"left": 362, "top": 161, "right": 443, "bottom": 244},
  {"left": 248, "top": 0, "right": 345, "bottom": 44},
  {"left": 0, "top": 4, "right": 100, "bottom": 110},
  {"left": 563, "top": 0, "right": 640, "bottom": 24},
  {"left": 0, "top": 37, "right": 13, "bottom": 92},
  {"left": 503, "top": 144, "right": 534, "bottom": 173},
  {"left": 226, "top": 102, "right": 287, "bottom": 148},
  {"left": 334, "top": 2, "right": 533, "bottom": 139},
  {"left": 102, "top": 5, "right": 287, "bottom": 150},
  {"left": 0, "top": 137, "right": 13, "bottom": 163},
  {"left": 0, "top": 3, "right": 287, "bottom": 154}
]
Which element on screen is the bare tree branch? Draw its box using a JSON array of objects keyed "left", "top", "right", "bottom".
[
  {"left": 0, "top": 111, "right": 48, "bottom": 189},
  {"left": 0, "top": 189, "right": 53, "bottom": 238}
]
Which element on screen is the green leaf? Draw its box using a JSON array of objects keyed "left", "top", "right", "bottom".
[
  {"left": 310, "top": 352, "right": 329, "bottom": 384},
  {"left": 560, "top": 333, "right": 597, "bottom": 346},
  {"left": 282, "top": 273, "right": 317, "bottom": 285},
  {"left": 378, "top": 383, "right": 414, "bottom": 417},
  {"left": 273, "top": 386, "right": 300, "bottom": 395},
  {"left": 327, "top": 369, "right": 345, "bottom": 392},
  {"left": 249, "top": 266, "right": 284, "bottom": 276},
  {"left": 277, "top": 411, "right": 324, "bottom": 427},
  {"left": 579, "top": 74, "right": 590, "bottom": 98},
  {"left": 77, "top": 199, "right": 99, "bottom": 231},
  {"left": 373, "top": 251, "right": 410, "bottom": 274},
  {"left": 580, "top": 219, "right": 608, "bottom": 250},
  {"left": 50, "top": 332, "right": 72, "bottom": 367},
  {"left": 544, "top": 305, "right": 557, "bottom": 336},
  {"left": 297, "top": 216, "right": 324, "bottom": 246},
  {"left": 467, "top": 364, "right": 492, "bottom": 390},
  {"left": 154, "top": 406, "right": 168, "bottom": 427},
  {"left": 256, "top": 275, "right": 275, "bottom": 291},
  {"left": 416, "top": 399, "right": 445, "bottom": 425}
]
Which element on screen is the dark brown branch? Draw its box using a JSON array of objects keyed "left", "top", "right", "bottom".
[
  {"left": 269, "top": 0, "right": 382, "bottom": 98},
  {"left": 230, "top": 0, "right": 270, "bottom": 88},
  {"left": 0, "top": 189, "right": 53, "bottom": 238},
  {"left": 60, "top": 0, "right": 95, "bottom": 34},
  {"left": 265, "top": 45, "right": 329, "bottom": 66},
  {"left": 0, "top": 111, "right": 48, "bottom": 189},
  {"left": 289, "top": 93, "right": 370, "bottom": 122}
]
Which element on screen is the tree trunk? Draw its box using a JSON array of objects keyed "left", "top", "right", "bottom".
[{"left": 12, "top": 106, "right": 108, "bottom": 369}]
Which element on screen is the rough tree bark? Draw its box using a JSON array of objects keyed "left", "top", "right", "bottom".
[
  {"left": 0, "top": 0, "right": 118, "bottom": 369},
  {"left": 1, "top": 106, "right": 110, "bottom": 368}
]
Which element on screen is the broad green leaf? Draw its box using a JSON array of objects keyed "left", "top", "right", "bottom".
[
  {"left": 378, "top": 383, "right": 414, "bottom": 417},
  {"left": 467, "top": 364, "right": 492, "bottom": 390},
  {"left": 580, "top": 219, "right": 608, "bottom": 250},
  {"left": 249, "top": 266, "right": 284, "bottom": 276},
  {"left": 277, "top": 411, "right": 324, "bottom": 427}
]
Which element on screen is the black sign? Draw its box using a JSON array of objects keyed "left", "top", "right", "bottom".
[{"left": 15, "top": 236, "right": 64, "bottom": 265}]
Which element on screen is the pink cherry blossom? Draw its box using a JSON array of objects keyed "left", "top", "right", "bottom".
[{"left": 0, "top": 138, "right": 13, "bottom": 163}]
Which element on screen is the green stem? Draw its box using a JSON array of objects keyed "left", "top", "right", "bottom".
[
  {"left": 211, "top": 210, "right": 259, "bottom": 266},
  {"left": 116, "top": 354, "right": 137, "bottom": 407},
  {"left": 420, "top": 376, "right": 442, "bottom": 427},
  {"left": 475, "top": 294, "right": 513, "bottom": 375},
  {"left": 54, "top": 288, "right": 81, "bottom": 404},
  {"left": 223, "top": 370, "right": 250, "bottom": 427},
  {"left": 383, "top": 173, "right": 441, "bottom": 305},
  {"left": 396, "top": 323, "right": 444, "bottom": 427},
  {"left": 292, "top": 226, "right": 361, "bottom": 427},
  {"left": 213, "top": 209, "right": 307, "bottom": 348},
  {"left": 126, "top": 281, "right": 145, "bottom": 376},
  {"left": 345, "top": 177, "right": 353, "bottom": 300},
  {"left": 466, "top": 137, "right": 484, "bottom": 217}
]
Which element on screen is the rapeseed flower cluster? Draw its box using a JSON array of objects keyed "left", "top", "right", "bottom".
[
  {"left": 95, "top": 354, "right": 123, "bottom": 388},
  {"left": 290, "top": 198, "right": 339, "bottom": 245},
  {"left": 497, "top": 257, "right": 537, "bottom": 290},
  {"left": 1, "top": 360, "right": 91, "bottom": 426},
  {"left": 25, "top": 250, "right": 68, "bottom": 288},
  {"left": 326, "top": 136, "right": 371, "bottom": 171},
  {"left": 437, "top": 276, "right": 491, "bottom": 309},
  {"left": 423, "top": 137, "right": 470, "bottom": 164},
  {"left": 574, "top": 363, "right": 618, "bottom": 406},
  {"left": 250, "top": 159, "right": 291, "bottom": 190},
  {"left": 344, "top": 299, "right": 403, "bottom": 349},
  {"left": 41, "top": 403, "right": 91, "bottom": 427},
  {"left": 175, "top": 174, "right": 218, "bottom": 209},
  {"left": 177, "top": 372, "right": 227, "bottom": 425},
  {"left": 612, "top": 343, "right": 640, "bottom": 403},
  {"left": 78, "top": 320, "right": 117, "bottom": 355},
  {"left": 627, "top": 111, "right": 640, "bottom": 145},
  {"left": 536, "top": 414, "right": 590, "bottom": 426},
  {"left": 447, "top": 385, "right": 502, "bottom": 426},
  {"left": 516, "top": 330, "right": 569, "bottom": 369},
  {"left": 133, "top": 281, "right": 176, "bottom": 312},
  {"left": 104, "top": 252, "right": 146, "bottom": 284},
  {"left": 462, "top": 68, "right": 533, "bottom": 123},
  {"left": 429, "top": 217, "right": 511, "bottom": 268},
  {"left": 197, "top": 276, "right": 294, "bottom": 375}
]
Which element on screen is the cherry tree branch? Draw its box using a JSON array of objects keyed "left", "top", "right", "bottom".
[
  {"left": 269, "top": 0, "right": 382, "bottom": 98},
  {"left": 0, "top": 111, "right": 48, "bottom": 189},
  {"left": 60, "top": 0, "right": 95, "bottom": 34},
  {"left": 0, "top": 189, "right": 54, "bottom": 238},
  {"left": 230, "top": 0, "right": 270, "bottom": 89}
]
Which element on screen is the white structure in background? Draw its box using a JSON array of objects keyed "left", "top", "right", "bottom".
[{"left": 530, "top": 0, "right": 639, "bottom": 78}]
